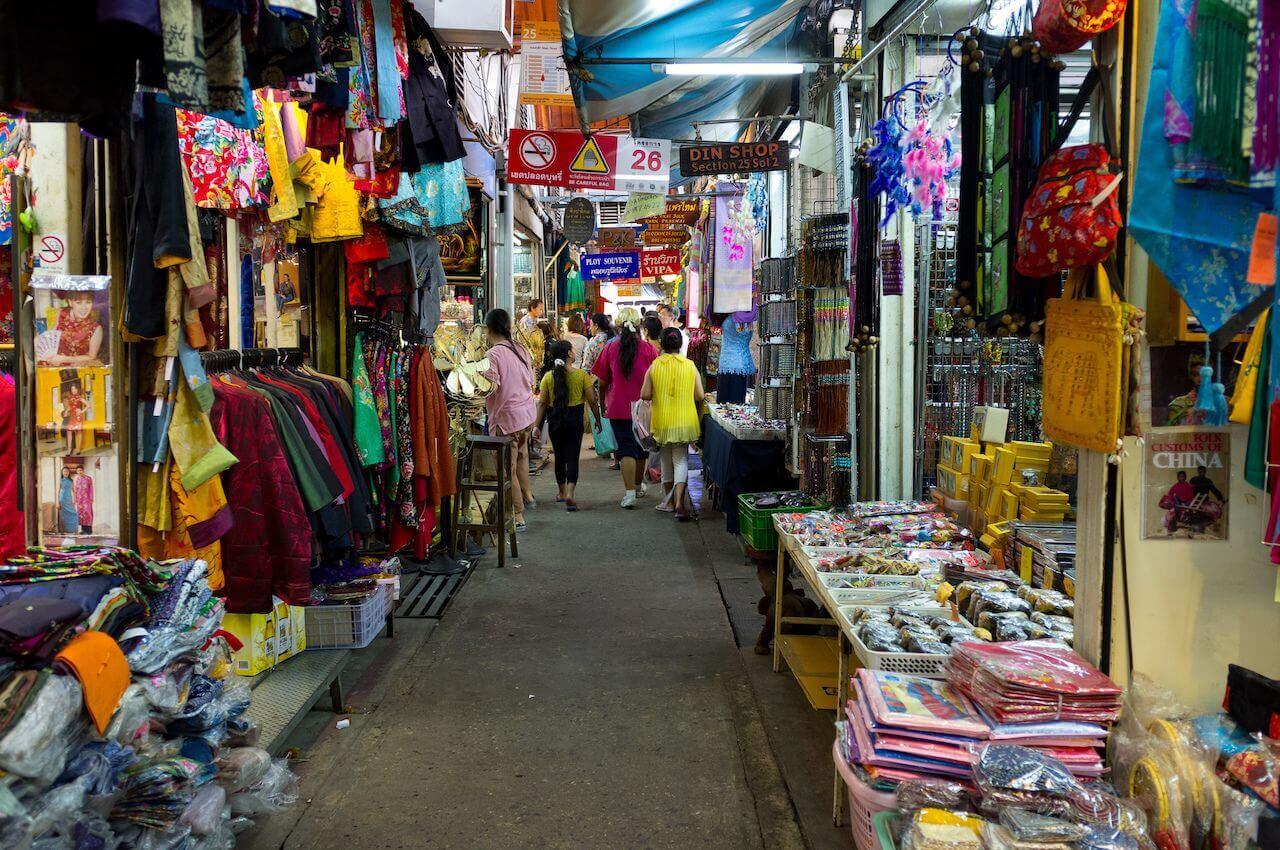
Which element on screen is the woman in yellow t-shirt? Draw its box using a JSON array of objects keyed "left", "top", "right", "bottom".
[
  {"left": 535, "top": 340, "right": 602, "bottom": 511},
  {"left": 640, "top": 327, "right": 705, "bottom": 521}
]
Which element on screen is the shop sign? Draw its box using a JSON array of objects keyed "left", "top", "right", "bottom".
[
  {"left": 678, "top": 141, "right": 790, "bottom": 176},
  {"left": 518, "top": 21, "right": 573, "bottom": 107},
  {"left": 642, "top": 227, "right": 691, "bottom": 247},
  {"left": 596, "top": 227, "right": 637, "bottom": 248},
  {"left": 562, "top": 197, "right": 595, "bottom": 244},
  {"left": 508, "top": 129, "right": 671, "bottom": 192},
  {"left": 641, "top": 248, "right": 682, "bottom": 278},
  {"left": 1142, "top": 427, "right": 1230, "bottom": 541},
  {"left": 581, "top": 251, "right": 640, "bottom": 281},
  {"left": 615, "top": 284, "right": 642, "bottom": 297},
  {"left": 623, "top": 192, "right": 667, "bottom": 223},
  {"left": 637, "top": 198, "right": 700, "bottom": 229}
]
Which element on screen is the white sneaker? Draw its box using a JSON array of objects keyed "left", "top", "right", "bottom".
[
  {"left": 637, "top": 482, "right": 648, "bottom": 498},
  {"left": 620, "top": 492, "right": 637, "bottom": 509}
]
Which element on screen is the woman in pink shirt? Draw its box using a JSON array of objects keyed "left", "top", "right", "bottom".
[
  {"left": 591, "top": 307, "right": 657, "bottom": 508},
  {"left": 483, "top": 309, "right": 538, "bottom": 531}
]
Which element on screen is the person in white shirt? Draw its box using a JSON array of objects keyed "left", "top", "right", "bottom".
[
  {"left": 657, "top": 303, "right": 689, "bottom": 357},
  {"left": 519, "top": 298, "right": 544, "bottom": 334}
]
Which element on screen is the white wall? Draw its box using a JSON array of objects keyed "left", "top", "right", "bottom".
[{"left": 1112, "top": 427, "right": 1280, "bottom": 711}]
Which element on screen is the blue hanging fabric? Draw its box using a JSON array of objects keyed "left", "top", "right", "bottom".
[
  {"left": 1130, "top": 0, "right": 1268, "bottom": 335},
  {"left": 372, "top": 0, "right": 403, "bottom": 124}
]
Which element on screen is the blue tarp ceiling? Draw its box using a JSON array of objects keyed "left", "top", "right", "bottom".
[{"left": 557, "top": 0, "right": 809, "bottom": 142}]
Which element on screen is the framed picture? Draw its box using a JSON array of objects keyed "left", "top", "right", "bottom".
[
  {"left": 439, "top": 186, "right": 485, "bottom": 279},
  {"left": 1142, "top": 427, "right": 1230, "bottom": 540}
]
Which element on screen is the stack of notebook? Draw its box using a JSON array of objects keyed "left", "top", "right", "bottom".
[
  {"left": 844, "top": 668, "right": 1108, "bottom": 786},
  {"left": 947, "top": 639, "right": 1122, "bottom": 725}
]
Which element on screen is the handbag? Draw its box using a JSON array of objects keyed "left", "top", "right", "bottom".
[
  {"left": 1042, "top": 263, "right": 1137, "bottom": 453},
  {"left": 590, "top": 410, "right": 617, "bottom": 456},
  {"left": 1033, "top": 0, "right": 1126, "bottom": 54},
  {"left": 1016, "top": 66, "right": 1124, "bottom": 279},
  {"left": 630, "top": 399, "right": 659, "bottom": 452}
]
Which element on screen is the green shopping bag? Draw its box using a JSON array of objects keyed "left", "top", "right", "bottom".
[{"left": 591, "top": 410, "right": 617, "bottom": 456}]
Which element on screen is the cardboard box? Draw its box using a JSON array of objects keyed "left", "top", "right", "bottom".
[
  {"left": 937, "top": 464, "right": 971, "bottom": 499},
  {"left": 970, "top": 453, "right": 994, "bottom": 483},
  {"left": 1001, "top": 491, "right": 1021, "bottom": 520},
  {"left": 972, "top": 406, "right": 1010, "bottom": 443},
  {"left": 222, "top": 597, "right": 308, "bottom": 676},
  {"left": 992, "top": 447, "right": 1017, "bottom": 484}
]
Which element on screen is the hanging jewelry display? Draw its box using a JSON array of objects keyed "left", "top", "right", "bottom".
[{"left": 803, "top": 433, "right": 853, "bottom": 507}]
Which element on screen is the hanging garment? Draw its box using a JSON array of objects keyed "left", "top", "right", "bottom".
[
  {"left": 718, "top": 317, "right": 755, "bottom": 376},
  {"left": 124, "top": 94, "right": 193, "bottom": 341},
  {"left": 0, "top": 375, "right": 21, "bottom": 559},
  {"left": 352, "top": 333, "right": 386, "bottom": 466},
  {"left": 176, "top": 110, "right": 269, "bottom": 210},
  {"left": 1130, "top": 0, "right": 1267, "bottom": 335},
  {"left": 210, "top": 379, "right": 311, "bottom": 613},
  {"left": 401, "top": 6, "right": 465, "bottom": 164}
]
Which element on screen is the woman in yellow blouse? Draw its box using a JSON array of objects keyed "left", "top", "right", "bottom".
[{"left": 640, "top": 327, "right": 705, "bottom": 521}]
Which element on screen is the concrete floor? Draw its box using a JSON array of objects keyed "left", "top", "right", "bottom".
[{"left": 244, "top": 449, "right": 855, "bottom": 850}]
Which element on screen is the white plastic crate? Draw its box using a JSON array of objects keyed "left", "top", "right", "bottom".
[
  {"left": 848, "top": 625, "right": 953, "bottom": 678},
  {"left": 826, "top": 586, "right": 941, "bottom": 606},
  {"left": 304, "top": 590, "right": 388, "bottom": 650},
  {"left": 819, "top": 572, "right": 925, "bottom": 590}
]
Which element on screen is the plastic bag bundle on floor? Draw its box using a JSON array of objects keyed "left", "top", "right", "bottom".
[{"left": 0, "top": 551, "right": 300, "bottom": 847}]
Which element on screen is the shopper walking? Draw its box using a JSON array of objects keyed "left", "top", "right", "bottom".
[
  {"left": 565, "top": 315, "right": 590, "bottom": 366},
  {"left": 534, "top": 340, "right": 601, "bottom": 511},
  {"left": 481, "top": 309, "right": 537, "bottom": 531},
  {"left": 642, "top": 314, "right": 663, "bottom": 355},
  {"left": 591, "top": 307, "right": 657, "bottom": 509},
  {"left": 641, "top": 327, "right": 705, "bottom": 521},
  {"left": 581, "top": 313, "right": 614, "bottom": 372}
]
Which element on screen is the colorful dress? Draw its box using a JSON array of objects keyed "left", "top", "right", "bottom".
[
  {"left": 58, "top": 476, "right": 78, "bottom": 533},
  {"left": 72, "top": 474, "right": 93, "bottom": 531},
  {"left": 55, "top": 308, "right": 100, "bottom": 358},
  {"left": 176, "top": 109, "right": 270, "bottom": 210}
]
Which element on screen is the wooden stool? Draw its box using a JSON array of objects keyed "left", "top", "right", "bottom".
[{"left": 452, "top": 434, "right": 518, "bottom": 568}]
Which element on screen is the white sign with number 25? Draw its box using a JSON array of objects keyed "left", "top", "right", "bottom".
[{"left": 615, "top": 137, "right": 671, "bottom": 193}]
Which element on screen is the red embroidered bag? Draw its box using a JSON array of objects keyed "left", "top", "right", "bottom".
[
  {"left": 1015, "top": 66, "right": 1124, "bottom": 279},
  {"left": 1033, "top": 0, "right": 1127, "bottom": 55}
]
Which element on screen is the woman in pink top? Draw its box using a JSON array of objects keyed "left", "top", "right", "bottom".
[
  {"left": 591, "top": 307, "right": 657, "bottom": 508},
  {"left": 482, "top": 309, "right": 538, "bottom": 531}
]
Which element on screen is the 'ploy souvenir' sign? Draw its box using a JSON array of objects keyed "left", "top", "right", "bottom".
[{"left": 581, "top": 251, "right": 640, "bottom": 281}]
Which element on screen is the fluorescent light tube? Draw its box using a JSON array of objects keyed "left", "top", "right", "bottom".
[{"left": 654, "top": 62, "right": 807, "bottom": 76}]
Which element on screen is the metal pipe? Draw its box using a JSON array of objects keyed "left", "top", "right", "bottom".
[
  {"left": 840, "top": 0, "right": 937, "bottom": 81},
  {"left": 691, "top": 114, "right": 797, "bottom": 126},
  {"left": 577, "top": 56, "right": 842, "bottom": 65}
]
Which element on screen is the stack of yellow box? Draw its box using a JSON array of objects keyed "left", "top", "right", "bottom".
[
  {"left": 1018, "top": 486, "right": 1071, "bottom": 521},
  {"left": 937, "top": 436, "right": 979, "bottom": 500}
]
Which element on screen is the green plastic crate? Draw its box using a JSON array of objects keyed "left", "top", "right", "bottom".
[
  {"left": 873, "top": 811, "right": 897, "bottom": 850},
  {"left": 737, "top": 492, "right": 827, "bottom": 551}
]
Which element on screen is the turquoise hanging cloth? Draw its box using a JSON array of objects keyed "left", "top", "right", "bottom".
[
  {"left": 372, "top": 0, "right": 403, "bottom": 124},
  {"left": 1130, "top": 0, "right": 1269, "bottom": 335}
]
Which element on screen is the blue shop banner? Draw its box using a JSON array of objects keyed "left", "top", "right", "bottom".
[{"left": 581, "top": 251, "right": 640, "bottom": 281}]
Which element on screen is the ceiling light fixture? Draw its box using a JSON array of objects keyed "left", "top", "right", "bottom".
[{"left": 652, "top": 62, "right": 809, "bottom": 76}]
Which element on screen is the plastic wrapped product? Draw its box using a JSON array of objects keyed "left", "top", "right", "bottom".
[
  {"left": 0, "top": 815, "right": 33, "bottom": 850},
  {"left": 980, "top": 822, "right": 1074, "bottom": 850},
  {"left": 896, "top": 778, "right": 971, "bottom": 812},
  {"left": 0, "top": 674, "right": 86, "bottom": 783},
  {"left": 974, "top": 745, "right": 1082, "bottom": 816},
  {"left": 906, "top": 636, "right": 953, "bottom": 656},
  {"left": 900, "top": 808, "right": 985, "bottom": 850},
  {"left": 179, "top": 783, "right": 227, "bottom": 835},
  {"left": 997, "top": 808, "right": 1088, "bottom": 842},
  {"left": 215, "top": 747, "right": 273, "bottom": 793},
  {"left": 968, "top": 591, "right": 1033, "bottom": 623},
  {"left": 935, "top": 624, "right": 982, "bottom": 645},
  {"left": 891, "top": 611, "right": 934, "bottom": 631},
  {"left": 106, "top": 684, "right": 153, "bottom": 746},
  {"left": 860, "top": 622, "right": 904, "bottom": 652},
  {"left": 227, "top": 759, "right": 299, "bottom": 816}
]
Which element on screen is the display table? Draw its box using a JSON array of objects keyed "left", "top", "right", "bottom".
[{"left": 700, "top": 413, "right": 791, "bottom": 533}]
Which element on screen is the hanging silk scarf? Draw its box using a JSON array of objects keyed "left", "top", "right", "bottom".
[
  {"left": 372, "top": 0, "right": 404, "bottom": 124},
  {"left": 1130, "top": 0, "right": 1268, "bottom": 335}
]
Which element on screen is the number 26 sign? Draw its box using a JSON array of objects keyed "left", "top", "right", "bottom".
[{"left": 616, "top": 137, "right": 671, "bottom": 193}]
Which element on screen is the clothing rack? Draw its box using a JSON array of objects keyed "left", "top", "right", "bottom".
[
  {"left": 199, "top": 347, "right": 305, "bottom": 372},
  {"left": 351, "top": 312, "right": 432, "bottom": 346}
]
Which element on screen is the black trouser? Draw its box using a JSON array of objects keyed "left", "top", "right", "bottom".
[{"left": 548, "top": 405, "right": 585, "bottom": 486}]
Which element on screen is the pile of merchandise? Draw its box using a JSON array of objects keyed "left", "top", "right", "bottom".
[
  {"left": 838, "top": 642, "right": 1159, "bottom": 850},
  {"left": 777, "top": 507, "right": 976, "bottom": 551},
  {"left": 941, "top": 579, "right": 1075, "bottom": 645},
  {"left": 708, "top": 403, "right": 787, "bottom": 441},
  {"left": 0, "top": 547, "right": 297, "bottom": 847}
]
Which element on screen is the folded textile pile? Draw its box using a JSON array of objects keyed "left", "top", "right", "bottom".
[
  {"left": 844, "top": 669, "right": 1108, "bottom": 787},
  {"left": 948, "top": 640, "right": 1123, "bottom": 725},
  {"left": 0, "top": 547, "right": 298, "bottom": 847}
]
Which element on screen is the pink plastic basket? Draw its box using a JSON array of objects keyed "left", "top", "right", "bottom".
[{"left": 833, "top": 740, "right": 898, "bottom": 850}]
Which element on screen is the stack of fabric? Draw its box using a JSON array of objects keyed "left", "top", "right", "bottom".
[
  {"left": 0, "top": 547, "right": 297, "bottom": 847},
  {"left": 844, "top": 668, "right": 1109, "bottom": 786},
  {"left": 947, "top": 640, "right": 1123, "bottom": 725}
]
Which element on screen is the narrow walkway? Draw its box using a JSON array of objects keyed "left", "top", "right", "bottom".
[{"left": 245, "top": 449, "right": 838, "bottom": 849}]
